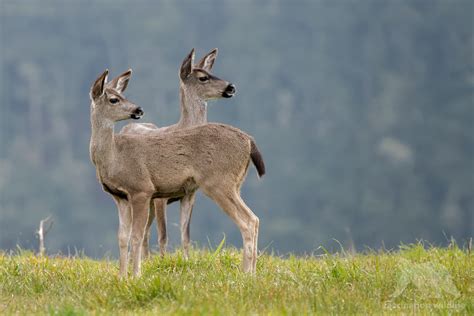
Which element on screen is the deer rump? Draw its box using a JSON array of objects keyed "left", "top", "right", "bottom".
[{"left": 107, "top": 123, "right": 264, "bottom": 200}]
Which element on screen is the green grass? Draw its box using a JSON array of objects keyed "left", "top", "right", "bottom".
[{"left": 0, "top": 243, "right": 472, "bottom": 315}]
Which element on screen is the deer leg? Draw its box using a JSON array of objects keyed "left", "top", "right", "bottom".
[
  {"left": 204, "top": 188, "right": 259, "bottom": 274},
  {"left": 113, "top": 197, "right": 132, "bottom": 277},
  {"left": 141, "top": 201, "right": 156, "bottom": 260},
  {"left": 180, "top": 191, "right": 196, "bottom": 259},
  {"left": 129, "top": 194, "right": 151, "bottom": 277},
  {"left": 154, "top": 199, "right": 168, "bottom": 256},
  {"left": 238, "top": 194, "right": 259, "bottom": 271}
]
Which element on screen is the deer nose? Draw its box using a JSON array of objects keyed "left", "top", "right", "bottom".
[
  {"left": 134, "top": 107, "right": 144, "bottom": 116},
  {"left": 223, "top": 83, "right": 236, "bottom": 98},
  {"left": 131, "top": 107, "right": 144, "bottom": 119},
  {"left": 226, "top": 84, "right": 236, "bottom": 94}
]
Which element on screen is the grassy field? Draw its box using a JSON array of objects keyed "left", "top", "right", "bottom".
[{"left": 0, "top": 243, "right": 472, "bottom": 315}]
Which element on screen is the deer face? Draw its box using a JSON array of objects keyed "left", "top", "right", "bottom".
[
  {"left": 179, "top": 48, "right": 236, "bottom": 100},
  {"left": 90, "top": 69, "right": 144, "bottom": 122},
  {"left": 187, "top": 68, "right": 236, "bottom": 99}
]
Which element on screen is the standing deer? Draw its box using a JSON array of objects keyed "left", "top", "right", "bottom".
[
  {"left": 120, "top": 48, "right": 236, "bottom": 259},
  {"left": 89, "top": 69, "right": 264, "bottom": 277}
]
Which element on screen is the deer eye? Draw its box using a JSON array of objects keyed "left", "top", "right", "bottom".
[
  {"left": 198, "top": 76, "right": 209, "bottom": 82},
  {"left": 109, "top": 98, "right": 120, "bottom": 104}
]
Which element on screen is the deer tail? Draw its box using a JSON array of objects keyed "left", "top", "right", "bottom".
[{"left": 250, "top": 139, "right": 266, "bottom": 178}]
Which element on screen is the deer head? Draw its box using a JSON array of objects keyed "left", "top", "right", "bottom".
[
  {"left": 179, "top": 48, "right": 236, "bottom": 100},
  {"left": 90, "top": 69, "right": 144, "bottom": 122}
]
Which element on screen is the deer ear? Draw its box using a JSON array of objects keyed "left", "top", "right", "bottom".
[
  {"left": 91, "top": 69, "right": 109, "bottom": 100},
  {"left": 109, "top": 69, "right": 132, "bottom": 93},
  {"left": 180, "top": 48, "right": 195, "bottom": 80},
  {"left": 196, "top": 48, "right": 218, "bottom": 71}
]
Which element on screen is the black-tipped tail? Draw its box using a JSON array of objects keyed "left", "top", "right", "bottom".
[{"left": 250, "top": 139, "right": 265, "bottom": 178}]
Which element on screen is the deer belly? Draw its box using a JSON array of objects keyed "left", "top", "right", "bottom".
[
  {"left": 101, "top": 182, "right": 128, "bottom": 200},
  {"left": 151, "top": 177, "right": 197, "bottom": 199}
]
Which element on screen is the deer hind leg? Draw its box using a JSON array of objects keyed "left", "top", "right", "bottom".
[
  {"left": 153, "top": 198, "right": 168, "bottom": 257},
  {"left": 141, "top": 200, "right": 156, "bottom": 260},
  {"left": 180, "top": 191, "right": 196, "bottom": 259},
  {"left": 113, "top": 197, "right": 132, "bottom": 277},
  {"left": 204, "top": 187, "right": 259, "bottom": 274},
  {"left": 129, "top": 194, "right": 151, "bottom": 277}
]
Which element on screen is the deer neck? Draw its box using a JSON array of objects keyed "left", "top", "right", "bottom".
[
  {"left": 177, "top": 85, "right": 207, "bottom": 128},
  {"left": 90, "top": 108, "right": 116, "bottom": 171}
]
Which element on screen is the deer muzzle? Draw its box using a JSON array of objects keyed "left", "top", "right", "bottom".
[
  {"left": 222, "top": 83, "right": 236, "bottom": 98},
  {"left": 131, "top": 107, "right": 144, "bottom": 119}
]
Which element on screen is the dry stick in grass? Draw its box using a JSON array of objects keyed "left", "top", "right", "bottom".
[{"left": 37, "top": 215, "right": 54, "bottom": 256}]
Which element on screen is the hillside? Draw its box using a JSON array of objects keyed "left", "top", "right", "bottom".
[{"left": 1, "top": 1, "right": 473, "bottom": 255}]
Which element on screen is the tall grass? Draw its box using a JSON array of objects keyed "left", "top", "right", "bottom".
[{"left": 0, "top": 243, "right": 472, "bottom": 315}]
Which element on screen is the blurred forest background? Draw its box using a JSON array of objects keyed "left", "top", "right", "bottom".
[{"left": 0, "top": 0, "right": 472, "bottom": 257}]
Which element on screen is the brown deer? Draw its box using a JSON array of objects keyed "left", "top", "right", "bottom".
[
  {"left": 120, "top": 48, "right": 235, "bottom": 259},
  {"left": 89, "top": 69, "right": 264, "bottom": 277}
]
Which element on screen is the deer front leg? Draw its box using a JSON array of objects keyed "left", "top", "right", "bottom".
[
  {"left": 141, "top": 201, "right": 156, "bottom": 260},
  {"left": 153, "top": 198, "right": 168, "bottom": 257},
  {"left": 113, "top": 197, "right": 132, "bottom": 277},
  {"left": 180, "top": 191, "right": 196, "bottom": 259},
  {"left": 129, "top": 194, "right": 151, "bottom": 277}
]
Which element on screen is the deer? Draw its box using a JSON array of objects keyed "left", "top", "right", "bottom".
[
  {"left": 89, "top": 69, "right": 265, "bottom": 277},
  {"left": 120, "top": 48, "right": 236, "bottom": 259}
]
